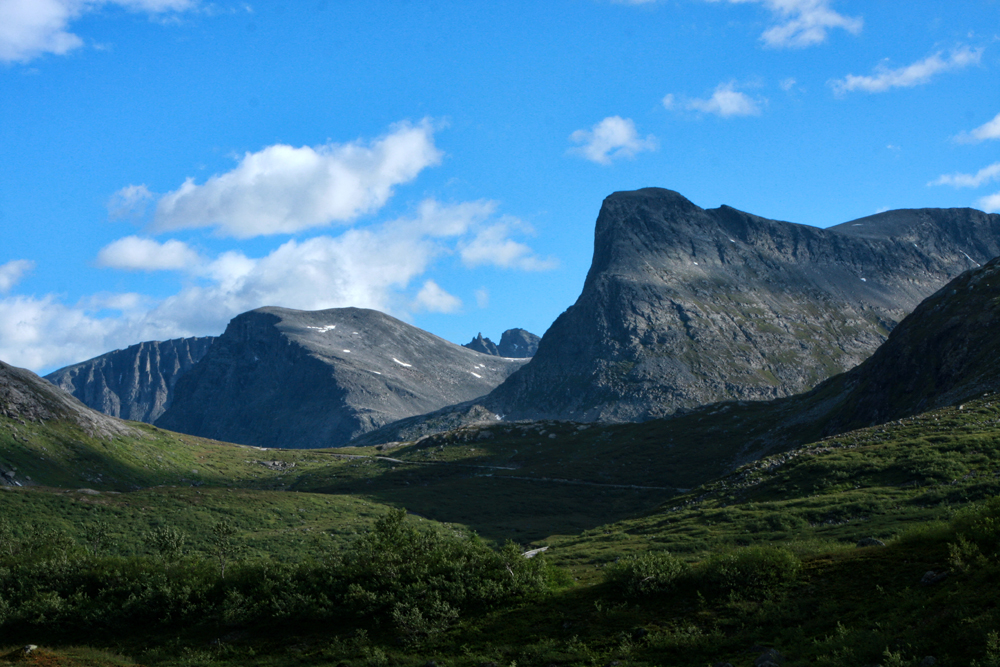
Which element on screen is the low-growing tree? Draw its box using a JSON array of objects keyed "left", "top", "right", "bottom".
[
  {"left": 210, "top": 519, "right": 245, "bottom": 579},
  {"left": 147, "top": 525, "right": 187, "bottom": 562}
]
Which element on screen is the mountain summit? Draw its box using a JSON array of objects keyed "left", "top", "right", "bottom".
[
  {"left": 155, "top": 307, "right": 527, "bottom": 448},
  {"left": 485, "top": 188, "right": 1000, "bottom": 422}
]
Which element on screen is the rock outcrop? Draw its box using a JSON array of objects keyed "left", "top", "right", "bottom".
[
  {"left": 1, "top": 360, "right": 134, "bottom": 441},
  {"left": 45, "top": 337, "right": 214, "bottom": 423},
  {"left": 463, "top": 329, "right": 540, "bottom": 358},
  {"left": 155, "top": 307, "right": 527, "bottom": 449}
]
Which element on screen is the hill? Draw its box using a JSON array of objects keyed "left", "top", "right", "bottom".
[{"left": 155, "top": 307, "right": 527, "bottom": 449}]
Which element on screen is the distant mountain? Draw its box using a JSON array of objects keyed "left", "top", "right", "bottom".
[
  {"left": 155, "top": 307, "right": 528, "bottom": 449},
  {"left": 354, "top": 188, "right": 1000, "bottom": 443},
  {"left": 463, "top": 329, "right": 540, "bottom": 358},
  {"left": 45, "top": 337, "right": 214, "bottom": 423}
]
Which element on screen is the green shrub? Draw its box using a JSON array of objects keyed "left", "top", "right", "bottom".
[
  {"left": 334, "top": 509, "right": 552, "bottom": 641},
  {"left": 604, "top": 551, "right": 689, "bottom": 597},
  {"left": 695, "top": 545, "right": 800, "bottom": 599},
  {"left": 950, "top": 496, "right": 1000, "bottom": 571}
]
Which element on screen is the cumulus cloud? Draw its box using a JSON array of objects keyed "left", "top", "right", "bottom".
[
  {"left": 568, "top": 116, "right": 657, "bottom": 165},
  {"left": 96, "top": 236, "right": 203, "bottom": 271},
  {"left": 675, "top": 81, "right": 764, "bottom": 117},
  {"left": 954, "top": 112, "right": 1000, "bottom": 144},
  {"left": 0, "top": 199, "right": 556, "bottom": 372},
  {"left": 413, "top": 280, "right": 462, "bottom": 313},
  {"left": 0, "top": 0, "right": 195, "bottom": 64},
  {"left": 108, "top": 184, "right": 154, "bottom": 221},
  {"left": 830, "top": 46, "right": 983, "bottom": 95},
  {"left": 978, "top": 193, "right": 1000, "bottom": 213},
  {"left": 151, "top": 119, "right": 443, "bottom": 238},
  {"left": 474, "top": 288, "right": 489, "bottom": 309},
  {"left": 705, "top": 0, "right": 862, "bottom": 48},
  {"left": 928, "top": 163, "right": 1000, "bottom": 189},
  {"left": 0, "top": 260, "right": 35, "bottom": 294},
  {"left": 459, "top": 222, "right": 559, "bottom": 271}
]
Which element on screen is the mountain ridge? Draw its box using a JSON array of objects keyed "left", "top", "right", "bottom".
[{"left": 155, "top": 306, "right": 527, "bottom": 448}]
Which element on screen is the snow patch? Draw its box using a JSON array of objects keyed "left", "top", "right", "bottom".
[
  {"left": 392, "top": 358, "right": 412, "bottom": 367},
  {"left": 470, "top": 372, "right": 482, "bottom": 378},
  {"left": 306, "top": 325, "right": 336, "bottom": 333},
  {"left": 860, "top": 278, "right": 867, "bottom": 282},
  {"left": 962, "top": 251, "right": 982, "bottom": 267},
  {"left": 343, "top": 349, "right": 350, "bottom": 353}
]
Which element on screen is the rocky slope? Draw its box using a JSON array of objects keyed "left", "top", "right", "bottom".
[
  {"left": 463, "top": 329, "right": 540, "bottom": 358},
  {"left": 356, "top": 188, "right": 1000, "bottom": 443},
  {"left": 489, "top": 188, "right": 1000, "bottom": 422},
  {"left": 45, "top": 337, "right": 214, "bottom": 423},
  {"left": 155, "top": 307, "right": 527, "bottom": 449},
  {"left": 2, "top": 359, "right": 137, "bottom": 485}
]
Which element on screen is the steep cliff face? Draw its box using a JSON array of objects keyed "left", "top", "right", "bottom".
[
  {"left": 45, "top": 337, "right": 214, "bottom": 423},
  {"left": 155, "top": 307, "right": 527, "bottom": 448},
  {"left": 488, "top": 188, "right": 1000, "bottom": 422}
]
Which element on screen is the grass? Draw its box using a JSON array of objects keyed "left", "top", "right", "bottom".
[{"left": 3, "top": 393, "right": 1000, "bottom": 664}]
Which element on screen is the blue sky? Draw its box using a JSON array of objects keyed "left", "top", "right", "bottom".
[{"left": 1, "top": 0, "right": 998, "bottom": 373}]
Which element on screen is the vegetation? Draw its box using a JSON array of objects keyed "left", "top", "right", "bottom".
[{"left": 2, "top": 393, "right": 1000, "bottom": 664}]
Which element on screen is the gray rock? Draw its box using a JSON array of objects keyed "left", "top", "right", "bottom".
[
  {"left": 856, "top": 538, "right": 886, "bottom": 548},
  {"left": 156, "top": 307, "right": 527, "bottom": 449},
  {"left": 1, "top": 360, "right": 135, "bottom": 440},
  {"left": 754, "top": 648, "right": 784, "bottom": 666},
  {"left": 489, "top": 188, "right": 1000, "bottom": 423},
  {"left": 46, "top": 336, "right": 214, "bottom": 423},
  {"left": 463, "top": 329, "right": 540, "bottom": 358},
  {"left": 921, "top": 570, "right": 949, "bottom": 585}
]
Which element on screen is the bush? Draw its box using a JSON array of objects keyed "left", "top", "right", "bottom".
[
  {"left": 333, "top": 509, "right": 552, "bottom": 641},
  {"left": 695, "top": 545, "right": 800, "bottom": 599},
  {"left": 950, "top": 496, "right": 1000, "bottom": 571},
  {"left": 604, "top": 551, "right": 689, "bottom": 597}
]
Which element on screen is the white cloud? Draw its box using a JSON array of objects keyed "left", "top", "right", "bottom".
[
  {"left": 0, "top": 199, "right": 556, "bottom": 372},
  {"left": 474, "top": 288, "right": 489, "bottom": 309},
  {"left": 679, "top": 81, "right": 764, "bottom": 117},
  {"left": 779, "top": 77, "right": 797, "bottom": 91},
  {"left": 0, "top": 260, "right": 35, "bottom": 294},
  {"left": 0, "top": 0, "right": 195, "bottom": 64},
  {"left": 413, "top": 280, "right": 462, "bottom": 313},
  {"left": 830, "top": 46, "right": 983, "bottom": 95},
  {"left": 954, "top": 112, "right": 1000, "bottom": 144},
  {"left": 151, "top": 119, "right": 443, "bottom": 238},
  {"left": 459, "top": 222, "right": 559, "bottom": 271},
  {"left": 568, "top": 116, "right": 657, "bottom": 165},
  {"left": 705, "top": 0, "right": 862, "bottom": 48},
  {"left": 96, "top": 236, "right": 203, "bottom": 271},
  {"left": 108, "top": 184, "right": 154, "bottom": 220},
  {"left": 978, "top": 192, "right": 1000, "bottom": 213},
  {"left": 928, "top": 163, "right": 1000, "bottom": 189}
]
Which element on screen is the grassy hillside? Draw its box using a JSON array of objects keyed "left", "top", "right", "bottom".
[{"left": 3, "top": 391, "right": 1000, "bottom": 665}]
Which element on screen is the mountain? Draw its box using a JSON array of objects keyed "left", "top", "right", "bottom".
[
  {"left": 354, "top": 188, "right": 1000, "bottom": 444},
  {"left": 462, "top": 328, "right": 540, "bottom": 358},
  {"left": 155, "top": 307, "right": 528, "bottom": 449},
  {"left": 45, "top": 337, "right": 215, "bottom": 423},
  {"left": 488, "top": 188, "right": 1000, "bottom": 422}
]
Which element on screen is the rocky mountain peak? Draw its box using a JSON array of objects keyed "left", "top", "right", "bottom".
[{"left": 486, "top": 188, "right": 1000, "bottom": 423}]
